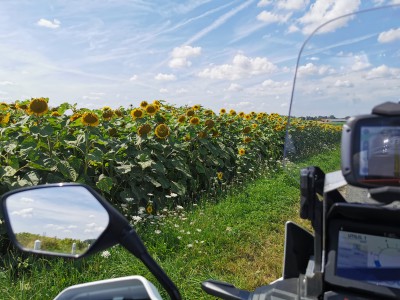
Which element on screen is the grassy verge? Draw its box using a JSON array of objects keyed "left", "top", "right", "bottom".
[{"left": 0, "top": 147, "right": 340, "bottom": 299}]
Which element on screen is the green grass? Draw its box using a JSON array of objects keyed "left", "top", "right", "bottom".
[{"left": 0, "top": 147, "right": 341, "bottom": 299}]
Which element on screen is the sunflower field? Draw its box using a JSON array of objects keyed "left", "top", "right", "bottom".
[{"left": 0, "top": 98, "right": 341, "bottom": 219}]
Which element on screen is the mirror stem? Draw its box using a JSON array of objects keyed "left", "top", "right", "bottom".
[{"left": 120, "top": 229, "right": 182, "bottom": 300}]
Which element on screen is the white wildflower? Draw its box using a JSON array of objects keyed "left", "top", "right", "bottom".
[
  {"left": 171, "top": 193, "right": 178, "bottom": 197},
  {"left": 101, "top": 250, "right": 111, "bottom": 258},
  {"left": 176, "top": 205, "right": 184, "bottom": 210},
  {"left": 155, "top": 230, "right": 161, "bottom": 234},
  {"left": 196, "top": 229, "right": 202, "bottom": 232},
  {"left": 187, "top": 244, "right": 193, "bottom": 248},
  {"left": 226, "top": 227, "right": 232, "bottom": 232}
]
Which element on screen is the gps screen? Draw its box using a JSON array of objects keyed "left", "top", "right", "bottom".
[
  {"left": 359, "top": 126, "right": 400, "bottom": 182},
  {"left": 336, "top": 230, "right": 400, "bottom": 289}
]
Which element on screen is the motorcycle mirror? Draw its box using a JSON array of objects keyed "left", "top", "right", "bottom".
[{"left": 2, "top": 184, "right": 110, "bottom": 258}]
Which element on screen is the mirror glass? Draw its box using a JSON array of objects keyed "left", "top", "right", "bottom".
[{"left": 4, "top": 185, "right": 109, "bottom": 257}]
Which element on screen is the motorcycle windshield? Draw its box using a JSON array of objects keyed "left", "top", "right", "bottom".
[{"left": 284, "top": 5, "right": 400, "bottom": 177}]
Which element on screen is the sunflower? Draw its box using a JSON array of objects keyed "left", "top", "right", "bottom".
[
  {"left": 189, "top": 117, "right": 200, "bottom": 125},
  {"left": 205, "top": 109, "right": 214, "bottom": 116},
  {"left": 177, "top": 115, "right": 186, "bottom": 123},
  {"left": 114, "top": 109, "right": 123, "bottom": 117},
  {"left": 252, "top": 123, "right": 258, "bottom": 129},
  {"left": 130, "top": 108, "right": 144, "bottom": 120},
  {"left": 138, "top": 124, "right": 152, "bottom": 136},
  {"left": 0, "top": 112, "right": 10, "bottom": 125},
  {"left": 102, "top": 106, "right": 112, "bottom": 111},
  {"left": 205, "top": 119, "right": 215, "bottom": 129},
  {"left": 243, "top": 137, "right": 252, "bottom": 143},
  {"left": 198, "top": 131, "right": 207, "bottom": 139},
  {"left": 220, "top": 108, "right": 226, "bottom": 115},
  {"left": 146, "top": 203, "right": 153, "bottom": 214},
  {"left": 192, "top": 104, "right": 201, "bottom": 110},
  {"left": 245, "top": 114, "right": 252, "bottom": 120},
  {"left": 217, "top": 172, "right": 223, "bottom": 180},
  {"left": 242, "top": 126, "right": 251, "bottom": 134},
  {"left": 16, "top": 103, "right": 28, "bottom": 110},
  {"left": 145, "top": 104, "right": 157, "bottom": 116},
  {"left": 0, "top": 102, "right": 9, "bottom": 110},
  {"left": 186, "top": 109, "right": 195, "bottom": 117},
  {"left": 81, "top": 112, "right": 100, "bottom": 127},
  {"left": 153, "top": 100, "right": 161, "bottom": 106},
  {"left": 238, "top": 148, "right": 246, "bottom": 156},
  {"left": 28, "top": 98, "right": 48, "bottom": 116},
  {"left": 70, "top": 113, "right": 82, "bottom": 122},
  {"left": 229, "top": 109, "right": 236, "bottom": 116},
  {"left": 238, "top": 112, "right": 245, "bottom": 118},
  {"left": 211, "top": 129, "right": 219, "bottom": 137},
  {"left": 51, "top": 111, "right": 61, "bottom": 117},
  {"left": 154, "top": 124, "right": 170, "bottom": 138},
  {"left": 102, "top": 109, "right": 114, "bottom": 120},
  {"left": 108, "top": 128, "right": 118, "bottom": 137},
  {"left": 140, "top": 101, "right": 148, "bottom": 108}
]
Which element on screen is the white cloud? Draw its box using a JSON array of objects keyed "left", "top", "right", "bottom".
[
  {"left": 169, "top": 45, "right": 202, "bottom": 68},
  {"left": 297, "top": 63, "right": 330, "bottom": 76},
  {"left": 257, "top": 0, "right": 272, "bottom": 7},
  {"left": 155, "top": 73, "right": 176, "bottom": 81},
  {"left": 129, "top": 75, "right": 138, "bottom": 81},
  {"left": 257, "top": 11, "right": 292, "bottom": 24},
  {"left": 277, "top": 0, "right": 310, "bottom": 10},
  {"left": 334, "top": 79, "right": 353, "bottom": 87},
  {"left": 298, "top": 0, "right": 361, "bottom": 35},
  {"left": 176, "top": 88, "right": 188, "bottom": 94},
  {"left": 365, "top": 65, "right": 400, "bottom": 79},
  {"left": 288, "top": 24, "right": 300, "bottom": 33},
  {"left": 198, "top": 54, "right": 277, "bottom": 80},
  {"left": 378, "top": 28, "right": 400, "bottom": 43},
  {"left": 351, "top": 55, "right": 370, "bottom": 71},
  {"left": 0, "top": 81, "right": 14, "bottom": 85},
  {"left": 11, "top": 208, "right": 33, "bottom": 218},
  {"left": 227, "top": 83, "right": 243, "bottom": 92},
  {"left": 37, "top": 18, "right": 61, "bottom": 29},
  {"left": 160, "top": 88, "right": 169, "bottom": 93}
]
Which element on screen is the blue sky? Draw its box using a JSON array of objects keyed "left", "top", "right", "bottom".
[{"left": 0, "top": 0, "right": 399, "bottom": 116}]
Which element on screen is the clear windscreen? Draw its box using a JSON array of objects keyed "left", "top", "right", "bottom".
[{"left": 284, "top": 5, "right": 400, "bottom": 179}]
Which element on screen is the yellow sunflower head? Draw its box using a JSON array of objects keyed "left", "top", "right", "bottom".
[
  {"left": 140, "top": 101, "right": 148, "bottom": 108},
  {"left": 189, "top": 117, "right": 200, "bottom": 125},
  {"left": 138, "top": 124, "right": 152, "bottom": 136},
  {"left": 242, "top": 126, "right": 251, "bottom": 134},
  {"left": 153, "top": 100, "right": 161, "bottom": 106},
  {"left": 229, "top": 109, "right": 236, "bottom": 116},
  {"left": 220, "top": 108, "right": 226, "bottom": 115},
  {"left": 108, "top": 128, "right": 118, "bottom": 137},
  {"left": 238, "top": 112, "right": 245, "bottom": 118},
  {"left": 154, "top": 123, "right": 170, "bottom": 139},
  {"left": 114, "top": 109, "right": 123, "bottom": 117},
  {"left": 186, "top": 109, "right": 195, "bottom": 117},
  {"left": 0, "top": 102, "right": 9, "bottom": 110},
  {"left": 81, "top": 111, "right": 100, "bottom": 127},
  {"left": 192, "top": 104, "right": 201, "bottom": 111},
  {"left": 217, "top": 172, "right": 223, "bottom": 180},
  {"left": 238, "top": 148, "right": 246, "bottom": 156},
  {"left": 28, "top": 98, "right": 48, "bottom": 116},
  {"left": 204, "top": 119, "right": 215, "bottom": 129},
  {"left": 252, "top": 123, "right": 258, "bottom": 129},
  {"left": 70, "top": 113, "right": 82, "bottom": 122},
  {"left": 51, "top": 111, "right": 61, "bottom": 117},
  {"left": 102, "top": 106, "right": 112, "bottom": 111},
  {"left": 130, "top": 108, "right": 144, "bottom": 120},
  {"left": 145, "top": 104, "right": 157, "bottom": 116},
  {"left": 243, "top": 137, "right": 252, "bottom": 143},
  {"left": 198, "top": 131, "right": 207, "bottom": 139},
  {"left": 0, "top": 112, "right": 11, "bottom": 125},
  {"left": 245, "top": 114, "right": 252, "bottom": 120},
  {"left": 205, "top": 109, "right": 214, "bottom": 116},
  {"left": 102, "top": 109, "right": 114, "bottom": 120},
  {"left": 178, "top": 115, "right": 186, "bottom": 123}
]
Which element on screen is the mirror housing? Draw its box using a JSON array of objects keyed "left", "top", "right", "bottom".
[
  {"left": 1, "top": 183, "right": 129, "bottom": 258},
  {"left": 341, "top": 102, "right": 400, "bottom": 189}
]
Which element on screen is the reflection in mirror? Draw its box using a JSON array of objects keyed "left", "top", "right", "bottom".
[{"left": 5, "top": 185, "right": 109, "bottom": 257}]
